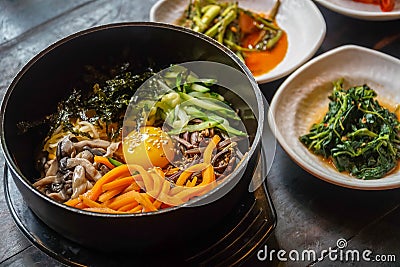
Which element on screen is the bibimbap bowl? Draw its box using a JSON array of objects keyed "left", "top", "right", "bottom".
[{"left": 1, "top": 22, "right": 265, "bottom": 252}]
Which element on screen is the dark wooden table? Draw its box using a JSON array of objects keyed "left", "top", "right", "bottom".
[{"left": 0, "top": 1, "right": 399, "bottom": 266}]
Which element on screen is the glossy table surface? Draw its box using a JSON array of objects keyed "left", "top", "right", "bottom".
[{"left": 0, "top": 1, "right": 399, "bottom": 266}]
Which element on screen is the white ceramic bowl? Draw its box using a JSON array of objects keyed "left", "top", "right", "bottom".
[
  {"left": 150, "top": 0, "right": 326, "bottom": 84},
  {"left": 269, "top": 45, "right": 400, "bottom": 190},
  {"left": 315, "top": 0, "right": 400, "bottom": 21}
]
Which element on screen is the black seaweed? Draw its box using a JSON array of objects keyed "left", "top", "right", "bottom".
[{"left": 47, "top": 64, "right": 153, "bottom": 140}]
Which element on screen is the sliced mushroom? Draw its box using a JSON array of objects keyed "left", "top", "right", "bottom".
[
  {"left": 48, "top": 188, "right": 69, "bottom": 202},
  {"left": 59, "top": 157, "right": 69, "bottom": 173},
  {"left": 83, "top": 146, "right": 105, "bottom": 156},
  {"left": 71, "top": 165, "right": 89, "bottom": 199},
  {"left": 66, "top": 158, "right": 102, "bottom": 181},
  {"left": 45, "top": 160, "right": 59, "bottom": 177},
  {"left": 57, "top": 136, "right": 75, "bottom": 160},
  {"left": 76, "top": 150, "right": 94, "bottom": 162},
  {"left": 73, "top": 139, "right": 111, "bottom": 151},
  {"left": 33, "top": 175, "right": 58, "bottom": 187},
  {"left": 104, "top": 141, "right": 121, "bottom": 158}
]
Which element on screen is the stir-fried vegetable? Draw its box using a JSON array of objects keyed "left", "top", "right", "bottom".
[
  {"left": 300, "top": 79, "right": 400, "bottom": 179},
  {"left": 179, "top": 0, "right": 283, "bottom": 61}
]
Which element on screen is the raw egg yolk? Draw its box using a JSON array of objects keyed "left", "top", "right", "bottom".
[{"left": 123, "top": 126, "right": 175, "bottom": 170}]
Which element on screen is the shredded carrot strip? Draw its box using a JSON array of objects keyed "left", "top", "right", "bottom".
[
  {"left": 80, "top": 195, "right": 103, "bottom": 208},
  {"left": 102, "top": 176, "right": 138, "bottom": 192},
  {"left": 165, "top": 167, "right": 180, "bottom": 176},
  {"left": 143, "top": 193, "right": 155, "bottom": 203},
  {"left": 87, "top": 164, "right": 131, "bottom": 201},
  {"left": 98, "top": 185, "right": 127, "bottom": 203},
  {"left": 118, "top": 202, "right": 140, "bottom": 212},
  {"left": 153, "top": 199, "right": 163, "bottom": 209},
  {"left": 64, "top": 198, "right": 80, "bottom": 207},
  {"left": 147, "top": 171, "right": 165, "bottom": 199},
  {"left": 157, "top": 179, "right": 172, "bottom": 205},
  {"left": 174, "top": 184, "right": 214, "bottom": 202},
  {"left": 83, "top": 207, "right": 124, "bottom": 214},
  {"left": 75, "top": 202, "right": 88, "bottom": 209},
  {"left": 94, "top": 156, "right": 115, "bottom": 169},
  {"left": 190, "top": 176, "right": 198, "bottom": 187},
  {"left": 128, "top": 205, "right": 143, "bottom": 213},
  {"left": 199, "top": 165, "right": 215, "bottom": 186},
  {"left": 122, "top": 180, "right": 144, "bottom": 193},
  {"left": 176, "top": 163, "right": 209, "bottom": 186},
  {"left": 128, "top": 165, "right": 154, "bottom": 192},
  {"left": 107, "top": 191, "right": 139, "bottom": 210},
  {"left": 135, "top": 192, "right": 157, "bottom": 212},
  {"left": 154, "top": 167, "right": 165, "bottom": 177},
  {"left": 203, "top": 135, "right": 221, "bottom": 164},
  {"left": 185, "top": 176, "right": 198, "bottom": 187}
]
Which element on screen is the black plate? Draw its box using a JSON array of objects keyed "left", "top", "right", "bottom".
[{"left": 4, "top": 141, "right": 276, "bottom": 266}]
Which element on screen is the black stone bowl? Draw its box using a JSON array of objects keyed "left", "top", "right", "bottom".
[{"left": 0, "top": 22, "right": 264, "bottom": 252}]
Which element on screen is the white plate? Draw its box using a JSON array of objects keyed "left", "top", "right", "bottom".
[
  {"left": 269, "top": 45, "right": 400, "bottom": 190},
  {"left": 316, "top": 0, "right": 400, "bottom": 21},
  {"left": 150, "top": 0, "right": 326, "bottom": 84}
]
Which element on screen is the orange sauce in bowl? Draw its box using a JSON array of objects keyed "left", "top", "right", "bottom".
[
  {"left": 238, "top": 12, "right": 288, "bottom": 77},
  {"left": 242, "top": 31, "right": 288, "bottom": 76}
]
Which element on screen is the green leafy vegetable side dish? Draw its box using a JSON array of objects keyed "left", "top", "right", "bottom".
[{"left": 299, "top": 79, "right": 400, "bottom": 180}]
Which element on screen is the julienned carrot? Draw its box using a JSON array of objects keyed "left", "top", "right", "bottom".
[
  {"left": 75, "top": 202, "right": 88, "bottom": 209},
  {"left": 147, "top": 171, "right": 165, "bottom": 199},
  {"left": 64, "top": 198, "right": 81, "bottom": 207},
  {"left": 107, "top": 191, "right": 139, "bottom": 210},
  {"left": 175, "top": 135, "right": 220, "bottom": 187},
  {"left": 135, "top": 192, "right": 157, "bottom": 212},
  {"left": 165, "top": 167, "right": 180, "bottom": 176},
  {"left": 128, "top": 165, "right": 154, "bottom": 194},
  {"left": 98, "top": 185, "right": 127, "bottom": 203},
  {"left": 190, "top": 176, "right": 198, "bottom": 187},
  {"left": 83, "top": 207, "right": 124, "bottom": 214},
  {"left": 129, "top": 205, "right": 143, "bottom": 213},
  {"left": 118, "top": 202, "right": 139, "bottom": 212},
  {"left": 80, "top": 195, "right": 103, "bottom": 208},
  {"left": 156, "top": 179, "right": 172, "bottom": 204},
  {"left": 176, "top": 162, "right": 209, "bottom": 186},
  {"left": 87, "top": 164, "right": 131, "bottom": 201},
  {"left": 101, "top": 176, "right": 139, "bottom": 192},
  {"left": 153, "top": 199, "right": 163, "bottom": 209},
  {"left": 94, "top": 156, "right": 115, "bottom": 169},
  {"left": 175, "top": 183, "right": 214, "bottom": 202},
  {"left": 185, "top": 176, "right": 198, "bottom": 187},
  {"left": 199, "top": 165, "right": 215, "bottom": 186},
  {"left": 203, "top": 135, "right": 221, "bottom": 164},
  {"left": 122, "top": 180, "right": 144, "bottom": 193}
]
